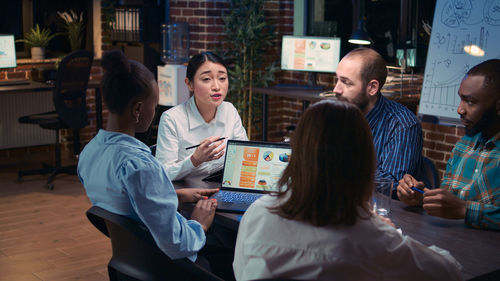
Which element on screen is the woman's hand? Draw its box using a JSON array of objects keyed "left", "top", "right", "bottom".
[
  {"left": 190, "top": 136, "right": 226, "bottom": 167},
  {"left": 176, "top": 188, "right": 219, "bottom": 204},
  {"left": 378, "top": 215, "right": 396, "bottom": 228},
  {"left": 191, "top": 199, "right": 218, "bottom": 232}
]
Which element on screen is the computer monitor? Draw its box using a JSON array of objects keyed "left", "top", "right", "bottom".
[
  {"left": 281, "top": 35, "right": 341, "bottom": 74},
  {"left": 0, "top": 34, "right": 17, "bottom": 69}
]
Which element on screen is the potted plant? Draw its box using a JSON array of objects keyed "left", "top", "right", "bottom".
[
  {"left": 17, "top": 24, "right": 58, "bottom": 60},
  {"left": 221, "top": 0, "right": 278, "bottom": 139},
  {"left": 58, "top": 10, "right": 85, "bottom": 52}
]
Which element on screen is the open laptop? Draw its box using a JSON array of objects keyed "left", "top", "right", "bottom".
[{"left": 211, "top": 140, "right": 291, "bottom": 213}]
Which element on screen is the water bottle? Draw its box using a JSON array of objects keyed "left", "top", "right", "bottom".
[{"left": 161, "top": 22, "right": 190, "bottom": 64}]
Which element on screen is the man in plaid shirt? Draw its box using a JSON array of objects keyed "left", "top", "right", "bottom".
[{"left": 397, "top": 59, "right": 499, "bottom": 231}]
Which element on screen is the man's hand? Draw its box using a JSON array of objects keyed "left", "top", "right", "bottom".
[
  {"left": 190, "top": 136, "right": 226, "bottom": 167},
  {"left": 397, "top": 174, "right": 425, "bottom": 206},
  {"left": 422, "top": 188, "right": 466, "bottom": 219},
  {"left": 176, "top": 188, "right": 219, "bottom": 204},
  {"left": 191, "top": 199, "right": 217, "bottom": 232}
]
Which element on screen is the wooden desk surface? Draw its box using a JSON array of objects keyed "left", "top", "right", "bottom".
[
  {"left": 253, "top": 86, "right": 421, "bottom": 141},
  {"left": 253, "top": 86, "right": 421, "bottom": 103},
  {"left": 173, "top": 178, "right": 500, "bottom": 280},
  {"left": 253, "top": 86, "right": 331, "bottom": 102},
  {"left": 389, "top": 200, "right": 500, "bottom": 280},
  {"left": 0, "top": 80, "right": 101, "bottom": 94},
  {"left": 0, "top": 80, "right": 53, "bottom": 94}
]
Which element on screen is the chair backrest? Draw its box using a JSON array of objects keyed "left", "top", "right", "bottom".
[
  {"left": 149, "top": 144, "right": 157, "bottom": 156},
  {"left": 53, "top": 50, "right": 94, "bottom": 129},
  {"left": 86, "top": 206, "right": 224, "bottom": 281},
  {"left": 422, "top": 156, "right": 440, "bottom": 189}
]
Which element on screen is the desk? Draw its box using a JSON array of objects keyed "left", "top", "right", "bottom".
[
  {"left": 0, "top": 80, "right": 103, "bottom": 149},
  {"left": 253, "top": 87, "right": 328, "bottom": 141},
  {"left": 253, "top": 87, "right": 420, "bottom": 141},
  {"left": 173, "top": 177, "right": 500, "bottom": 280}
]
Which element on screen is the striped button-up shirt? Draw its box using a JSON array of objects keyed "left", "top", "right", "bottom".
[
  {"left": 442, "top": 131, "right": 500, "bottom": 230},
  {"left": 366, "top": 95, "right": 424, "bottom": 196}
]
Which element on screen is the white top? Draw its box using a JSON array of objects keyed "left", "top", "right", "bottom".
[
  {"left": 233, "top": 195, "right": 463, "bottom": 281},
  {"left": 156, "top": 96, "right": 248, "bottom": 181}
]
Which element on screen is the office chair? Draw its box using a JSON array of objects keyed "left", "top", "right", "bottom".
[
  {"left": 86, "top": 206, "right": 224, "bottom": 281},
  {"left": 149, "top": 144, "right": 157, "bottom": 156},
  {"left": 18, "top": 50, "right": 93, "bottom": 190},
  {"left": 422, "top": 156, "right": 440, "bottom": 189}
]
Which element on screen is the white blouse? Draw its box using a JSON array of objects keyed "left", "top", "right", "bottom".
[
  {"left": 233, "top": 195, "right": 463, "bottom": 281},
  {"left": 156, "top": 96, "right": 248, "bottom": 181}
]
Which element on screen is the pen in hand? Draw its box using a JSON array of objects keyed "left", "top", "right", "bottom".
[
  {"left": 185, "top": 137, "right": 226, "bottom": 150},
  {"left": 411, "top": 187, "right": 424, "bottom": 194}
]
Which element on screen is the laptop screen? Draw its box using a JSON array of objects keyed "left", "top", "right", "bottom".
[{"left": 221, "top": 140, "right": 291, "bottom": 192}]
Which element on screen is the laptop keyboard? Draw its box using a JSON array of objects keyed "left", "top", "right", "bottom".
[{"left": 217, "top": 191, "right": 262, "bottom": 203}]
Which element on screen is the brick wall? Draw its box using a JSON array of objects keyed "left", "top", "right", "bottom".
[
  {"left": 170, "top": 0, "right": 230, "bottom": 54},
  {"left": 422, "top": 122, "right": 465, "bottom": 178},
  {"left": 2, "top": 0, "right": 461, "bottom": 180}
]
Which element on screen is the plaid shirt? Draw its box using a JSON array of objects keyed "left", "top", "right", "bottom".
[{"left": 442, "top": 130, "right": 500, "bottom": 230}]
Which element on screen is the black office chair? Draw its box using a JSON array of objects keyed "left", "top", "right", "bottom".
[
  {"left": 86, "top": 206, "right": 224, "bottom": 281},
  {"left": 149, "top": 144, "right": 157, "bottom": 157},
  {"left": 18, "top": 50, "right": 93, "bottom": 189},
  {"left": 422, "top": 156, "right": 440, "bottom": 189}
]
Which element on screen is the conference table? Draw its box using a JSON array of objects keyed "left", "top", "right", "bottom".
[{"left": 173, "top": 177, "right": 500, "bottom": 280}]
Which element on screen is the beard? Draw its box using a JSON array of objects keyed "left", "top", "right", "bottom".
[
  {"left": 464, "top": 105, "right": 498, "bottom": 137},
  {"left": 350, "top": 91, "right": 370, "bottom": 113}
]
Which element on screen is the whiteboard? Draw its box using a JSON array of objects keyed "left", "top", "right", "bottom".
[{"left": 418, "top": 0, "right": 500, "bottom": 122}]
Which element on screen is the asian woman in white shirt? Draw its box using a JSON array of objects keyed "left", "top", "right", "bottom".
[{"left": 156, "top": 52, "right": 248, "bottom": 181}]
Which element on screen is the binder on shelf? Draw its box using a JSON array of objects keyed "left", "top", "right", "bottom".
[{"left": 111, "top": 8, "right": 142, "bottom": 42}]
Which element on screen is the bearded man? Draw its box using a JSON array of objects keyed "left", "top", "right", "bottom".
[
  {"left": 334, "top": 48, "right": 425, "bottom": 197},
  {"left": 397, "top": 59, "right": 500, "bottom": 230}
]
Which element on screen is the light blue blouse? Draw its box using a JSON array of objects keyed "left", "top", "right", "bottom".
[{"left": 77, "top": 130, "right": 205, "bottom": 261}]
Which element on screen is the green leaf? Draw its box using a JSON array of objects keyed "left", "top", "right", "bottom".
[
  {"left": 221, "top": 0, "right": 278, "bottom": 133},
  {"left": 16, "top": 24, "right": 59, "bottom": 48}
]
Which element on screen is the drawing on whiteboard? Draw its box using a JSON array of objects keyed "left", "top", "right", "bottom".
[
  {"left": 432, "top": 27, "right": 490, "bottom": 54},
  {"left": 484, "top": 0, "right": 500, "bottom": 25},
  {"left": 419, "top": 0, "right": 500, "bottom": 121},
  {"left": 442, "top": 0, "right": 500, "bottom": 27},
  {"left": 420, "top": 60, "right": 468, "bottom": 114}
]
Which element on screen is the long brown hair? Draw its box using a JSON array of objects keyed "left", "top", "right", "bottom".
[{"left": 271, "top": 99, "right": 375, "bottom": 226}]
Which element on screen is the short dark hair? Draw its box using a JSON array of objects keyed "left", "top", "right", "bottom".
[
  {"left": 101, "top": 50, "right": 155, "bottom": 114},
  {"left": 186, "top": 51, "right": 228, "bottom": 82},
  {"left": 345, "top": 47, "right": 387, "bottom": 89},
  {"left": 466, "top": 59, "right": 500, "bottom": 97},
  {"left": 271, "top": 99, "right": 375, "bottom": 226}
]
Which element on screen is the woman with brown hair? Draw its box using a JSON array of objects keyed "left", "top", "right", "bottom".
[{"left": 233, "top": 99, "right": 462, "bottom": 281}]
